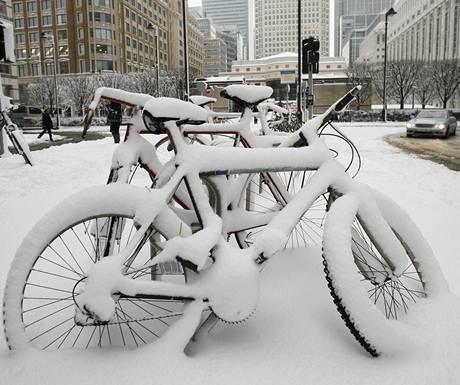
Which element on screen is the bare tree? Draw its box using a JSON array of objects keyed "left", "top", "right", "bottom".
[
  {"left": 96, "top": 72, "right": 125, "bottom": 89},
  {"left": 414, "top": 63, "right": 436, "bottom": 109},
  {"left": 27, "top": 77, "right": 56, "bottom": 108},
  {"left": 60, "top": 75, "right": 98, "bottom": 116},
  {"left": 368, "top": 63, "right": 385, "bottom": 103},
  {"left": 160, "top": 70, "right": 184, "bottom": 99},
  {"left": 122, "top": 69, "right": 158, "bottom": 96},
  {"left": 432, "top": 60, "right": 460, "bottom": 109},
  {"left": 387, "top": 61, "right": 420, "bottom": 109},
  {"left": 346, "top": 62, "right": 372, "bottom": 110}
]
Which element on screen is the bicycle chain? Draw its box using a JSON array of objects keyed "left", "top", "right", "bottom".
[{"left": 75, "top": 311, "right": 185, "bottom": 327}]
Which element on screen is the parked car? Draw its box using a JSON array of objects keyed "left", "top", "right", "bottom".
[
  {"left": 406, "top": 109, "right": 457, "bottom": 138},
  {"left": 10, "top": 105, "right": 43, "bottom": 129}
]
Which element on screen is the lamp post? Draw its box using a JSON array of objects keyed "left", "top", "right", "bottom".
[
  {"left": 40, "top": 32, "right": 60, "bottom": 129},
  {"left": 147, "top": 23, "right": 161, "bottom": 96},
  {"left": 382, "top": 7, "right": 396, "bottom": 122},
  {"left": 181, "top": 0, "right": 189, "bottom": 101},
  {"left": 296, "top": 0, "right": 302, "bottom": 122}
]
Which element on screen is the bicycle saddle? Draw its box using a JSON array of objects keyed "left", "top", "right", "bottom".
[
  {"left": 221, "top": 85, "right": 273, "bottom": 107},
  {"left": 189, "top": 95, "right": 217, "bottom": 107},
  {"left": 142, "top": 97, "right": 208, "bottom": 132}
]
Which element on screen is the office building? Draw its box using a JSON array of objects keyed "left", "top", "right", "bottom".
[
  {"left": 335, "top": 0, "right": 394, "bottom": 62},
  {"left": 187, "top": 12, "right": 205, "bottom": 78},
  {"left": 12, "top": 0, "right": 185, "bottom": 94},
  {"left": 196, "top": 16, "right": 227, "bottom": 76},
  {"left": 1, "top": 0, "right": 19, "bottom": 100},
  {"left": 356, "top": 18, "right": 385, "bottom": 63},
  {"left": 255, "top": 0, "right": 330, "bottom": 59},
  {"left": 217, "top": 25, "right": 243, "bottom": 71},
  {"left": 202, "top": 0, "right": 249, "bottom": 59},
  {"left": 388, "top": 0, "right": 460, "bottom": 61}
]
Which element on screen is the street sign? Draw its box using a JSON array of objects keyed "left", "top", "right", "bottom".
[{"left": 280, "top": 69, "right": 296, "bottom": 84}]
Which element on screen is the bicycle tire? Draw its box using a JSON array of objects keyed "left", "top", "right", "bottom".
[
  {"left": 3, "top": 184, "right": 192, "bottom": 350},
  {"left": 235, "top": 170, "right": 328, "bottom": 249},
  {"left": 322, "top": 190, "right": 447, "bottom": 356},
  {"left": 6, "top": 128, "right": 34, "bottom": 166}
]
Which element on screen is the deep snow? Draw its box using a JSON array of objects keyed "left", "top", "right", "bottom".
[{"left": 1, "top": 123, "right": 459, "bottom": 384}]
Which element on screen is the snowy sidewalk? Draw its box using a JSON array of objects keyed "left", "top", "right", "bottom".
[{"left": 0, "top": 124, "right": 459, "bottom": 385}]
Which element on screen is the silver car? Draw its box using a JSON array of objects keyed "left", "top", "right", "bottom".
[{"left": 406, "top": 109, "right": 457, "bottom": 138}]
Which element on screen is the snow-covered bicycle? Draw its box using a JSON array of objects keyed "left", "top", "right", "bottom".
[
  {"left": 3, "top": 87, "right": 447, "bottom": 357},
  {"left": 86, "top": 86, "right": 326, "bottom": 248},
  {"left": 0, "top": 90, "right": 34, "bottom": 166}
]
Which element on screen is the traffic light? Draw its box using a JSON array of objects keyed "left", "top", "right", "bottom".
[{"left": 302, "top": 37, "right": 320, "bottom": 74}]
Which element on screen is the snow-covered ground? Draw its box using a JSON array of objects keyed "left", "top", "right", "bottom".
[{"left": 1, "top": 123, "right": 459, "bottom": 384}]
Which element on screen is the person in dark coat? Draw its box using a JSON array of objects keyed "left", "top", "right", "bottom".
[
  {"left": 107, "top": 102, "right": 122, "bottom": 143},
  {"left": 38, "top": 107, "right": 54, "bottom": 141}
]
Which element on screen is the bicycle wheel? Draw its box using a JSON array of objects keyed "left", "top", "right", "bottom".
[
  {"left": 235, "top": 170, "right": 328, "bottom": 249},
  {"left": 7, "top": 127, "right": 34, "bottom": 166},
  {"left": 322, "top": 191, "right": 447, "bottom": 356},
  {"left": 3, "top": 184, "right": 191, "bottom": 350}
]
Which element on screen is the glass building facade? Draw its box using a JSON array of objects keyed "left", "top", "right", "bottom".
[
  {"left": 335, "top": 0, "right": 395, "bottom": 62},
  {"left": 202, "top": 0, "right": 249, "bottom": 59}
]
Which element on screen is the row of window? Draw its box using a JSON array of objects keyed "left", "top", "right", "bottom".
[
  {"left": 18, "top": 61, "right": 69, "bottom": 77},
  {"left": 15, "top": 29, "right": 66, "bottom": 44},
  {"left": 13, "top": 0, "right": 66, "bottom": 14},
  {"left": 14, "top": 13, "right": 66, "bottom": 28}
]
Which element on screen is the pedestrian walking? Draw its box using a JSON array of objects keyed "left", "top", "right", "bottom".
[
  {"left": 107, "top": 102, "right": 122, "bottom": 143},
  {"left": 37, "top": 107, "right": 54, "bottom": 141}
]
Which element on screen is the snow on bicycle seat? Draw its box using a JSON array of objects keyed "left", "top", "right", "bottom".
[
  {"left": 221, "top": 85, "right": 273, "bottom": 107},
  {"left": 189, "top": 95, "right": 217, "bottom": 107},
  {"left": 143, "top": 97, "right": 208, "bottom": 131}
]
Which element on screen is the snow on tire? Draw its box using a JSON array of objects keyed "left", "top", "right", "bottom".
[
  {"left": 3, "top": 184, "right": 188, "bottom": 350},
  {"left": 322, "top": 191, "right": 448, "bottom": 356}
]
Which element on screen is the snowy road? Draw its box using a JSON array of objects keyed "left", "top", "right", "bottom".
[{"left": 1, "top": 123, "right": 460, "bottom": 385}]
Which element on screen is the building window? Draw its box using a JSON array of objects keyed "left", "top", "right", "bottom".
[
  {"left": 57, "top": 30, "right": 67, "bottom": 40},
  {"left": 58, "top": 45, "right": 69, "bottom": 56},
  {"left": 79, "top": 60, "right": 86, "bottom": 72},
  {"left": 14, "top": 18, "right": 24, "bottom": 28},
  {"left": 56, "top": 14, "right": 67, "bottom": 24},
  {"left": 55, "top": 0, "right": 66, "bottom": 9},
  {"left": 59, "top": 61, "right": 69, "bottom": 74},
  {"left": 16, "top": 49, "right": 26, "bottom": 59},
  {"left": 95, "top": 44, "right": 113, "bottom": 54},
  {"left": 42, "top": 15, "right": 52, "bottom": 25},
  {"left": 44, "top": 46, "right": 53, "bottom": 57},
  {"left": 29, "top": 32, "right": 39, "bottom": 43},
  {"left": 28, "top": 17, "right": 38, "bottom": 27},
  {"left": 45, "top": 62, "right": 54, "bottom": 75},
  {"left": 13, "top": 3, "right": 23, "bottom": 14},
  {"left": 42, "top": 0, "right": 51, "bottom": 10},
  {"left": 95, "top": 59, "right": 113, "bottom": 71},
  {"left": 78, "top": 44, "right": 85, "bottom": 55},
  {"left": 27, "top": 1, "right": 37, "bottom": 13},
  {"left": 18, "top": 64, "right": 28, "bottom": 77},
  {"left": 31, "top": 63, "right": 41, "bottom": 76}
]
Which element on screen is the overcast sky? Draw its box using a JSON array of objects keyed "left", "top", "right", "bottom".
[{"left": 187, "top": 0, "right": 334, "bottom": 57}]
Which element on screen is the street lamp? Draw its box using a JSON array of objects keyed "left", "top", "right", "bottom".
[
  {"left": 40, "top": 32, "right": 60, "bottom": 129},
  {"left": 147, "top": 23, "right": 161, "bottom": 97},
  {"left": 181, "top": 0, "right": 189, "bottom": 101},
  {"left": 382, "top": 7, "right": 396, "bottom": 122}
]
